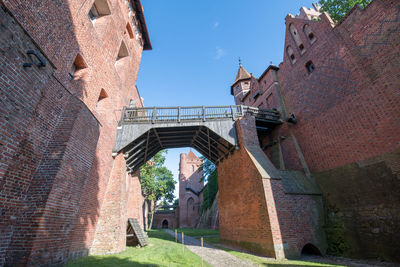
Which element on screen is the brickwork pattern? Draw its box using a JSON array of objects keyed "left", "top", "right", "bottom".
[
  {"left": 218, "top": 116, "right": 325, "bottom": 258},
  {"left": 178, "top": 151, "right": 203, "bottom": 228},
  {"left": 0, "top": 0, "right": 147, "bottom": 265},
  {"left": 231, "top": 0, "right": 400, "bottom": 261}
]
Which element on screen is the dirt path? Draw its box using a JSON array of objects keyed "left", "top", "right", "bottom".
[{"left": 164, "top": 229, "right": 257, "bottom": 267}]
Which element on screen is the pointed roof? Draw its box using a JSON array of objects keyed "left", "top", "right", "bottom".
[
  {"left": 231, "top": 65, "right": 251, "bottom": 95},
  {"left": 187, "top": 149, "right": 198, "bottom": 161}
]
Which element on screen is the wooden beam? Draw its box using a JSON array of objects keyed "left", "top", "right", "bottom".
[
  {"left": 143, "top": 130, "right": 150, "bottom": 163},
  {"left": 153, "top": 128, "right": 163, "bottom": 148}
]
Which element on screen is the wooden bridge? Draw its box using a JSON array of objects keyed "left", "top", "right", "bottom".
[{"left": 113, "top": 105, "right": 282, "bottom": 173}]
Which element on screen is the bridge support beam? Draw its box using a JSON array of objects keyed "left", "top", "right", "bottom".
[{"left": 218, "top": 115, "right": 326, "bottom": 259}]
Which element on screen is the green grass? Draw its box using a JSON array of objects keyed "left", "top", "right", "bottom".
[
  {"left": 174, "top": 228, "right": 220, "bottom": 237},
  {"left": 66, "top": 230, "right": 211, "bottom": 267},
  {"left": 212, "top": 244, "right": 345, "bottom": 267}
]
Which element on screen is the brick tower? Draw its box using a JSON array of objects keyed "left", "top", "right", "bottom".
[{"left": 178, "top": 150, "right": 204, "bottom": 228}]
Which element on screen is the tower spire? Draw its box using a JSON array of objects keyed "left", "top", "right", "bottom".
[{"left": 238, "top": 57, "right": 242, "bottom": 67}]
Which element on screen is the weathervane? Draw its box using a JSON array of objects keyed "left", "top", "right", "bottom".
[{"left": 238, "top": 57, "right": 242, "bottom": 66}]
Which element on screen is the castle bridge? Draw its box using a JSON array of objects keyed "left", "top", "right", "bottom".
[
  {"left": 113, "top": 105, "right": 282, "bottom": 173},
  {"left": 112, "top": 104, "right": 325, "bottom": 259}
]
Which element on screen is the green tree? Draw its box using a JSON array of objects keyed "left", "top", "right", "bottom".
[
  {"left": 318, "top": 0, "right": 372, "bottom": 23},
  {"left": 140, "top": 150, "right": 175, "bottom": 229},
  {"left": 199, "top": 157, "right": 218, "bottom": 212}
]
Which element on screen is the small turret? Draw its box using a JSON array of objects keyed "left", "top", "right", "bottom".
[{"left": 231, "top": 64, "right": 252, "bottom": 104}]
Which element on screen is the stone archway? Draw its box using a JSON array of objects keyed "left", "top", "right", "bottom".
[{"left": 162, "top": 219, "right": 169, "bottom": 229}]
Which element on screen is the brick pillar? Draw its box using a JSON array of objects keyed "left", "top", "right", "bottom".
[
  {"left": 218, "top": 115, "right": 326, "bottom": 259},
  {"left": 89, "top": 154, "right": 127, "bottom": 255}
]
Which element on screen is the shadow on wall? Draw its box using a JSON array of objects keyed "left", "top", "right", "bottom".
[{"left": 0, "top": 1, "right": 105, "bottom": 266}]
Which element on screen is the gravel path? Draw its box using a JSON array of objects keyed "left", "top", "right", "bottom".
[{"left": 164, "top": 229, "right": 257, "bottom": 267}]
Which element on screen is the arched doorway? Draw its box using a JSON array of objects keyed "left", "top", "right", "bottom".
[
  {"left": 301, "top": 243, "right": 322, "bottom": 256},
  {"left": 162, "top": 219, "right": 169, "bottom": 229}
]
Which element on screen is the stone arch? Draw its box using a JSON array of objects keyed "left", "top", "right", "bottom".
[
  {"left": 303, "top": 24, "right": 316, "bottom": 44},
  {"left": 301, "top": 243, "right": 322, "bottom": 256},
  {"left": 289, "top": 24, "right": 305, "bottom": 54}
]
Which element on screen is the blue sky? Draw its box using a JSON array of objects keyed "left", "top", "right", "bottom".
[{"left": 137, "top": 0, "right": 316, "bottom": 199}]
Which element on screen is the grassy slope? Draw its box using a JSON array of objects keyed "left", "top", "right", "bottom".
[{"left": 67, "top": 230, "right": 211, "bottom": 267}]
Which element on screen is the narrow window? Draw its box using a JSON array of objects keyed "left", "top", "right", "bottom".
[
  {"left": 304, "top": 25, "right": 316, "bottom": 44},
  {"left": 286, "top": 46, "right": 296, "bottom": 64},
  {"left": 88, "top": 0, "right": 111, "bottom": 24},
  {"left": 69, "top": 54, "right": 87, "bottom": 81},
  {"left": 305, "top": 61, "right": 315, "bottom": 73},
  {"left": 126, "top": 23, "right": 134, "bottom": 39},
  {"left": 289, "top": 24, "right": 305, "bottom": 54}
]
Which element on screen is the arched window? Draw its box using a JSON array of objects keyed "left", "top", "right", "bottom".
[
  {"left": 303, "top": 24, "right": 316, "bottom": 44},
  {"left": 305, "top": 60, "right": 315, "bottom": 74},
  {"left": 289, "top": 24, "right": 305, "bottom": 54},
  {"left": 286, "top": 46, "right": 296, "bottom": 64},
  {"left": 191, "top": 165, "right": 195, "bottom": 173}
]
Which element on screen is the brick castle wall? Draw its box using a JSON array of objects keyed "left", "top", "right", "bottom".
[
  {"left": 232, "top": 0, "right": 400, "bottom": 261},
  {"left": 0, "top": 0, "right": 148, "bottom": 265},
  {"left": 218, "top": 116, "right": 325, "bottom": 258}
]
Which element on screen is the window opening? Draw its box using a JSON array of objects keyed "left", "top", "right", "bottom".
[
  {"left": 88, "top": 0, "right": 111, "bottom": 23},
  {"left": 69, "top": 54, "right": 87, "bottom": 81},
  {"left": 305, "top": 61, "right": 315, "bottom": 73},
  {"left": 289, "top": 24, "right": 305, "bottom": 54},
  {"left": 286, "top": 46, "right": 296, "bottom": 64},
  {"left": 116, "top": 41, "right": 129, "bottom": 61},
  {"left": 126, "top": 23, "right": 134, "bottom": 39},
  {"left": 303, "top": 24, "right": 316, "bottom": 44}
]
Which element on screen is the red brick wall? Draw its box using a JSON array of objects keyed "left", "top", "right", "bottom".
[
  {"left": 178, "top": 152, "right": 203, "bottom": 228},
  {"left": 218, "top": 116, "right": 325, "bottom": 258},
  {"left": 231, "top": 0, "right": 400, "bottom": 260},
  {"left": 278, "top": 0, "right": 400, "bottom": 172},
  {"left": 153, "top": 211, "right": 179, "bottom": 229},
  {"left": 0, "top": 0, "right": 147, "bottom": 265}
]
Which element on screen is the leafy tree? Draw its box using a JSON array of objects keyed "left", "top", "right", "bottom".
[
  {"left": 318, "top": 0, "right": 372, "bottom": 23},
  {"left": 140, "top": 150, "right": 175, "bottom": 229},
  {"left": 199, "top": 157, "right": 218, "bottom": 212}
]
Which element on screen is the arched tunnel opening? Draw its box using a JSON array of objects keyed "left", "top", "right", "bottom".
[{"left": 301, "top": 243, "right": 322, "bottom": 256}]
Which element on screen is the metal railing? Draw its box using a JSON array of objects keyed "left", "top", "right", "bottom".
[{"left": 120, "top": 105, "right": 281, "bottom": 124}]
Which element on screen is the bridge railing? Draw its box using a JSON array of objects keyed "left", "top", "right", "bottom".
[{"left": 120, "top": 105, "right": 281, "bottom": 124}]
